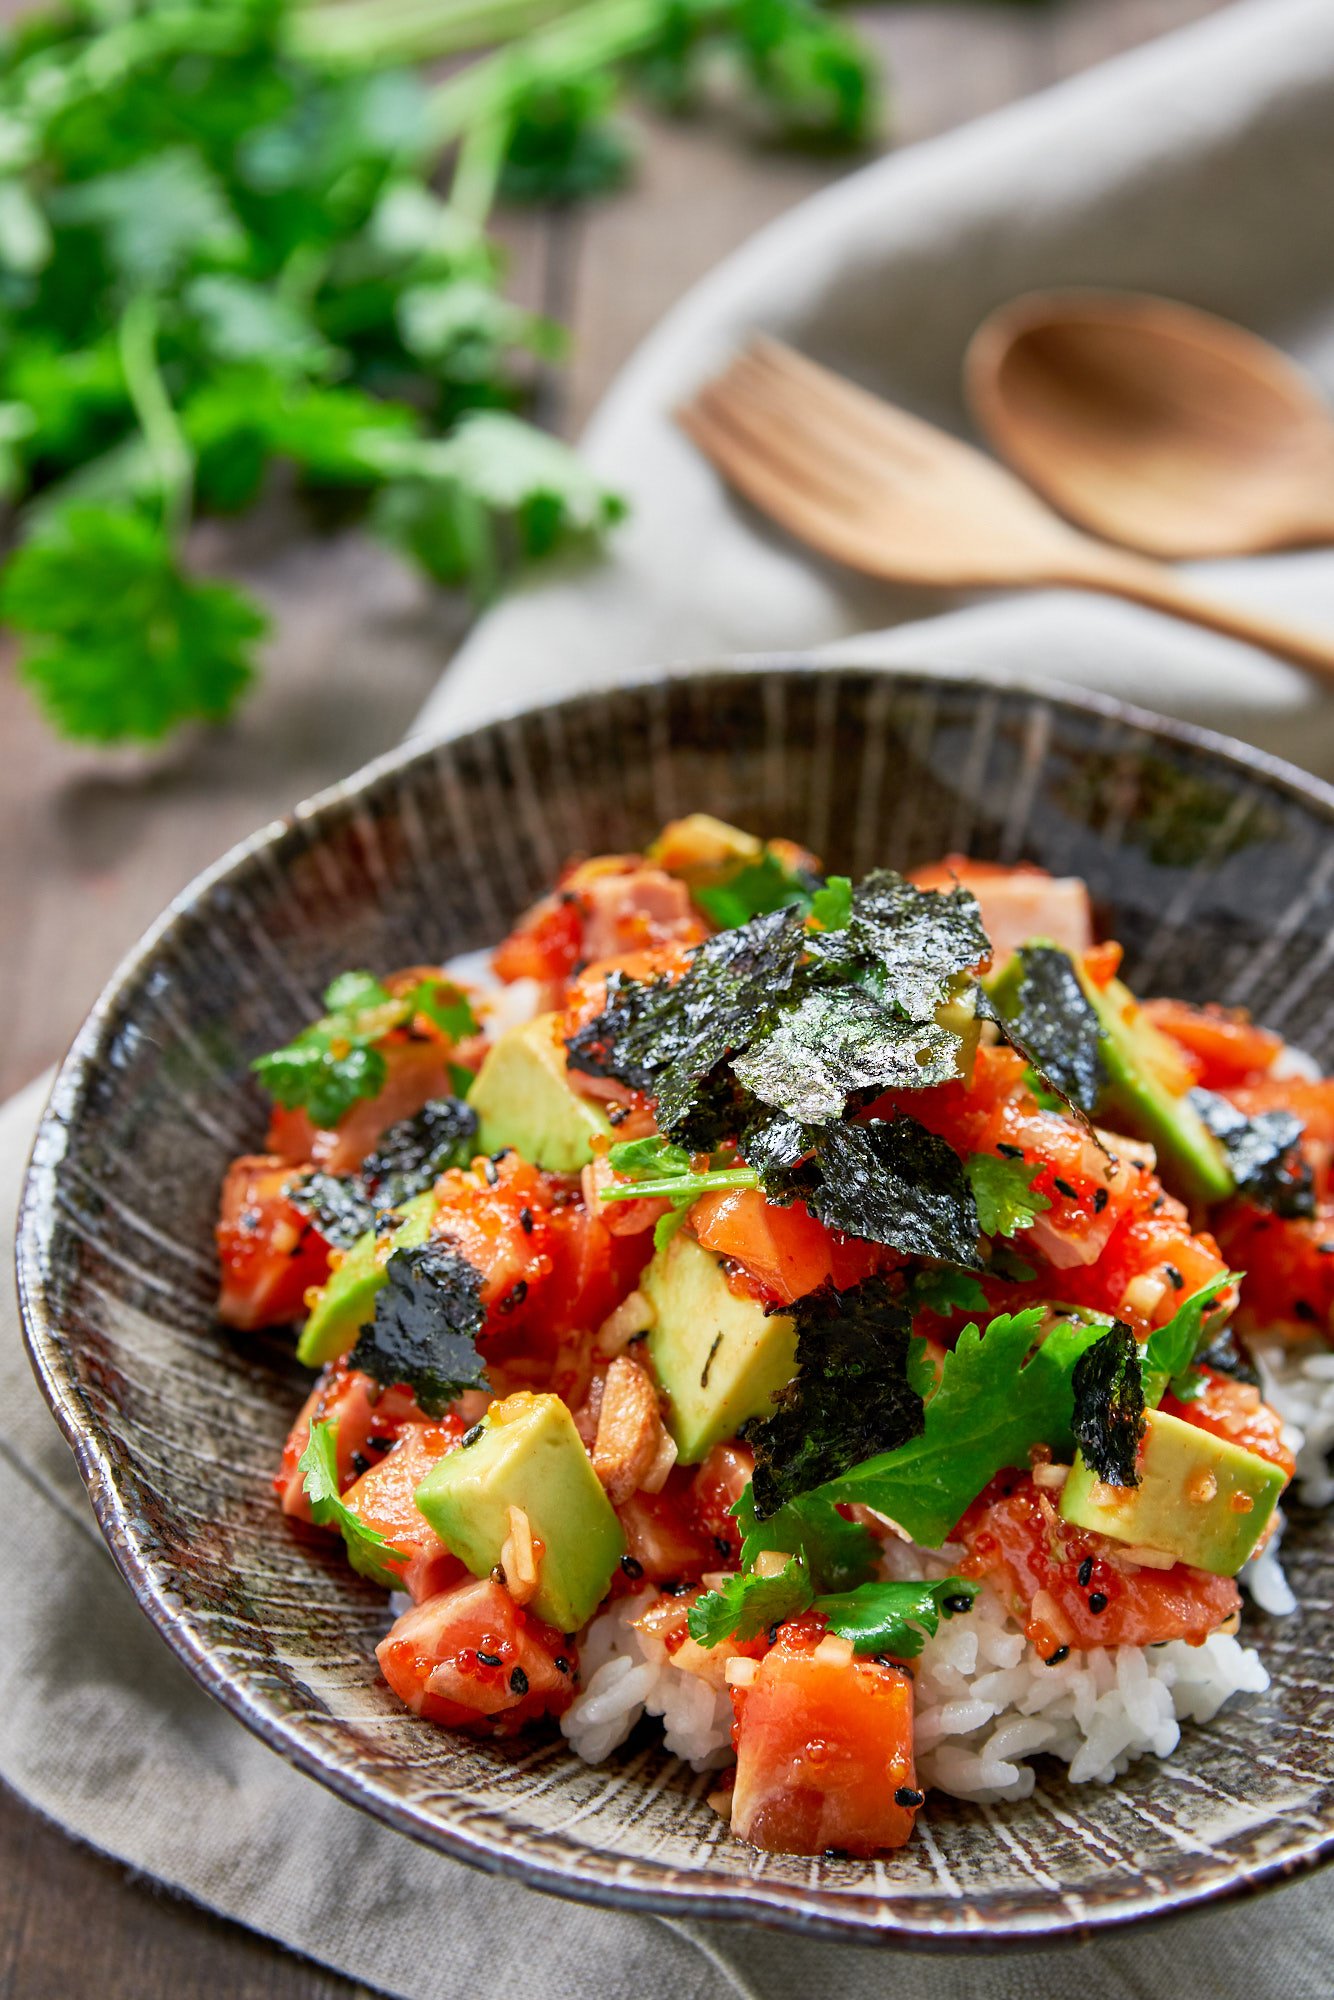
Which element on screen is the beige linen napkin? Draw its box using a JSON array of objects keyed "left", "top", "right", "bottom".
[{"left": 9, "top": 2, "right": 1334, "bottom": 1992}]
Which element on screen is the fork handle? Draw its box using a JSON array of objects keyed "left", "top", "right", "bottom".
[{"left": 1065, "top": 546, "right": 1334, "bottom": 687}]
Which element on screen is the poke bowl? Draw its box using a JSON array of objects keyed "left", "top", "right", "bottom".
[{"left": 18, "top": 661, "right": 1334, "bottom": 1948}]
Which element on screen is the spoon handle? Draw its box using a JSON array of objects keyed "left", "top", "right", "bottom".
[{"left": 1066, "top": 547, "right": 1334, "bottom": 687}]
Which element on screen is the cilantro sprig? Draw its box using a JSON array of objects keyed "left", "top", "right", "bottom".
[
  {"left": 298, "top": 1418, "right": 402, "bottom": 1589},
  {"left": 806, "top": 1306, "right": 1116, "bottom": 1545},
  {"left": 253, "top": 970, "right": 476, "bottom": 1129},
  {"left": 0, "top": 0, "right": 881, "bottom": 746},
  {"left": 687, "top": 1566, "right": 979, "bottom": 1655},
  {"left": 965, "top": 1152, "right": 1051, "bottom": 1238}
]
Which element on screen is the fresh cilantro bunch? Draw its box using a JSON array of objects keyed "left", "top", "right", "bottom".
[
  {"left": 0, "top": 0, "right": 884, "bottom": 746},
  {"left": 253, "top": 969, "right": 476, "bottom": 1128}
]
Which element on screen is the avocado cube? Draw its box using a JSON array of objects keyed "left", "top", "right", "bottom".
[
  {"left": 414, "top": 1392, "right": 624, "bottom": 1632},
  {"left": 1059, "top": 1406, "right": 1285, "bottom": 1576},
  {"left": 297, "top": 1190, "right": 436, "bottom": 1367},
  {"left": 644, "top": 1233, "right": 798, "bottom": 1465},
  {"left": 988, "top": 943, "right": 1233, "bottom": 1205},
  {"left": 469, "top": 1013, "right": 616, "bottom": 1173}
]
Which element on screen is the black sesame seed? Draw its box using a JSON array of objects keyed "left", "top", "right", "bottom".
[
  {"left": 490, "top": 1147, "right": 512, "bottom": 1164},
  {"left": 607, "top": 1104, "right": 629, "bottom": 1126},
  {"left": 997, "top": 1142, "right": 1025, "bottom": 1160},
  {"left": 824, "top": 1847, "right": 848, "bottom": 1860},
  {"left": 367, "top": 1435, "right": 395, "bottom": 1452},
  {"left": 1077, "top": 1556, "right": 1094, "bottom": 1588},
  {"left": 1088, "top": 1591, "right": 1108, "bottom": 1614},
  {"left": 490, "top": 1564, "right": 507, "bottom": 1587},
  {"left": 1053, "top": 1177, "right": 1078, "bottom": 1201},
  {"left": 519, "top": 1206, "right": 535, "bottom": 1235},
  {"left": 1164, "top": 1264, "right": 1185, "bottom": 1290},
  {"left": 554, "top": 1655, "right": 572, "bottom": 1676},
  {"left": 620, "top": 1554, "right": 644, "bottom": 1579},
  {"left": 1151, "top": 1194, "right": 1165, "bottom": 1212},
  {"left": 894, "top": 1787, "right": 925, "bottom": 1808},
  {"left": 497, "top": 1279, "right": 529, "bottom": 1314},
  {"left": 1293, "top": 1298, "right": 1318, "bottom": 1322},
  {"left": 350, "top": 1450, "right": 370, "bottom": 1476},
  {"left": 461, "top": 1422, "right": 486, "bottom": 1449},
  {"left": 767, "top": 1622, "right": 780, "bottom": 1645},
  {"left": 476, "top": 1650, "right": 503, "bottom": 1668},
  {"left": 943, "top": 1592, "right": 974, "bottom": 1615},
  {"left": 1319, "top": 1243, "right": 1334, "bottom": 1257},
  {"left": 1044, "top": 1646, "right": 1070, "bottom": 1666},
  {"left": 1093, "top": 1187, "right": 1109, "bottom": 1213},
  {"left": 509, "top": 1666, "right": 529, "bottom": 1696},
  {"left": 482, "top": 1158, "right": 499, "bottom": 1186}
]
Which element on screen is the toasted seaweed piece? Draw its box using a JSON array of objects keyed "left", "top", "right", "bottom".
[
  {"left": 983, "top": 944, "right": 1107, "bottom": 1118},
  {"left": 349, "top": 1241, "right": 488, "bottom": 1416},
  {"left": 1189, "top": 1088, "right": 1313, "bottom": 1218},
  {"left": 1196, "top": 1321, "right": 1260, "bottom": 1390},
  {"left": 808, "top": 870, "right": 989, "bottom": 1020},
  {"left": 288, "top": 1097, "right": 481, "bottom": 1249},
  {"left": 745, "top": 1276, "right": 925, "bottom": 1516},
  {"left": 776, "top": 1117, "right": 982, "bottom": 1269},
  {"left": 731, "top": 985, "right": 962, "bottom": 1124},
  {"left": 1070, "top": 1322, "right": 1145, "bottom": 1487},
  {"left": 361, "top": 1097, "right": 480, "bottom": 1205}
]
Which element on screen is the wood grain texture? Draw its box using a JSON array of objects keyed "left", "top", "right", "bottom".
[{"left": 0, "top": 1, "right": 1229, "bottom": 1991}]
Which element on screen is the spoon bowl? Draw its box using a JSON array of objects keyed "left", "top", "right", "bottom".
[{"left": 966, "top": 290, "right": 1334, "bottom": 559}]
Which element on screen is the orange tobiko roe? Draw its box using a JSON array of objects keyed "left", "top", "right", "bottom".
[
  {"left": 960, "top": 1474, "right": 1240, "bottom": 1656},
  {"left": 730, "top": 1616, "right": 920, "bottom": 1855},
  {"left": 377, "top": 1576, "right": 576, "bottom": 1733}
]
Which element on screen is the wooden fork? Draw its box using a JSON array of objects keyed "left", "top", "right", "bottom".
[{"left": 677, "top": 337, "right": 1334, "bottom": 684}]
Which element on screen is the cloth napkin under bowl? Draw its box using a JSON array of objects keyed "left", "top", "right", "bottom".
[{"left": 7, "top": 2, "right": 1334, "bottom": 1994}]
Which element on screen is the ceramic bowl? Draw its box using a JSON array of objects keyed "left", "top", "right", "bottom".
[{"left": 19, "top": 664, "right": 1334, "bottom": 1947}]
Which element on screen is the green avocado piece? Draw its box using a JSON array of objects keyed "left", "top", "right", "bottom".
[
  {"left": 414, "top": 1392, "right": 624, "bottom": 1632},
  {"left": 989, "top": 943, "right": 1233, "bottom": 1205},
  {"left": 1077, "top": 963, "right": 1233, "bottom": 1205},
  {"left": 296, "top": 1190, "right": 435, "bottom": 1368},
  {"left": 469, "top": 1012, "right": 616, "bottom": 1173},
  {"left": 643, "top": 1232, "right": 798, "bottom": 1465},
  {"left": 1059, "top": 1405, "right": 1284, "bottom": 1575}
]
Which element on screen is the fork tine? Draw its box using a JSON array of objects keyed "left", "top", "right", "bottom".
[
  {"left": 676, "top": 395, "right": 899, "bottom": 576},
  {"left": 692, "top": 358, "right": 922, "bottom": 512},
  {"left": 743, "top": 336, "right": 968, "bottom": 472},
  {"left": 683, "top": 376, "right": 892, "bottom": 521}
]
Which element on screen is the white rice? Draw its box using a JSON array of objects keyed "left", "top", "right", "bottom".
[
  {"left": 561, "top": 1557, "right": 1270, "bottom": 1800},
  {"left": 1253, "top": 1338, "right": 1334, "bottom": 1507}
]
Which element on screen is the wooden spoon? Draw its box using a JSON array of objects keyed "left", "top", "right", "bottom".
[
  {"left": 966, "top": 290, "right": 1334, "bottom": 560},
  {"left": 677, "top": 337, "right": 1334, "bottom": 685}
]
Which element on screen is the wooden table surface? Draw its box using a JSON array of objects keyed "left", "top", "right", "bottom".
[{"left": 0, "top": 3, "right": 1225, "bottom": 1992}]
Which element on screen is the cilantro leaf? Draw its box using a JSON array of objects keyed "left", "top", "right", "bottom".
[
  {"left": 1141, "top": 1274, "right": 1237, "bottom": 1406},
  {"left": 299, "top": 1419, "right": 402, "bottom": 1590},
  {"left": 687, "top": 1563, "right": 813, "bottom": 1647},
  {"left": 50, "top": 148, "right": 244, "bottom": 290},
  {"left": 965, "top": 1152, "right": 1051, "bottom": 1237},
  {"left": 808, "top": 874, "right": 852, "bottom": 931},
  {"left": 253, "top": 971, "right": 473, "bottom": 1129},
  {"left": 818, "top": 1307, "right": 1114, "bottom": 1546},
  {"left": 781, "top": 1117, "right": 982, "bottom": 1268},
  {"left": 1070, "top": 1322, "right": 1145, "bottom": 1486},
  {"left": 731, "top": 985, "right": 963, "bottom": 1124},
  {"left": 985, "top": 945, "right": 1107, "bottom": 1116},
  {"left": 746, "top": 1278, "right": 924, "bottom": 1518},
  {"left": 815, "top": 1576, "right": 980, "bottom": 1657},
  {"left": 692, "top": 850, "right": 814, "bottom": 930},
  {"left": 599, "top": 1134, "right": 758, "bottom": 1205},
  {"left": 348, "top": 1241, "right": 488, "bottom": 1416},
  {"left": 907, "top": 1267, "right": 991, "bottom": 1318},
  {"left": 734, "top": 1482, "right": 877, "bottom": 1593},
  {"left": 2, "top": 506, "right": 264, "bottom": 745},
  {"left": 1190, "top": 1089, "right": 1313, "bottom": 1217}
]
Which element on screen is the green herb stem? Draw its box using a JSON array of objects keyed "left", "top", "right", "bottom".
[
  {"left": 450, "top": 110, "right": 515, "bottom": 226},
  {"left": 117, "top": 294, "right": 192, "bottom": 542},
  {"left": 292, "top": 0, "right": 576, "bottom": 69},
  {"left": 599, "top": 1167, "right": 759, "bottom": 1202}
]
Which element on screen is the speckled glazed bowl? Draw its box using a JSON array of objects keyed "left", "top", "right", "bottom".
[{"left": 19, "top": 664, "right": 1334, "bottom": 1949}]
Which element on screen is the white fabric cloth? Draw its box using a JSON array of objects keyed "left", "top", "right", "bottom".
[{"left": 8, "top": 2, "right": 1334, "bottom": 1992}]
